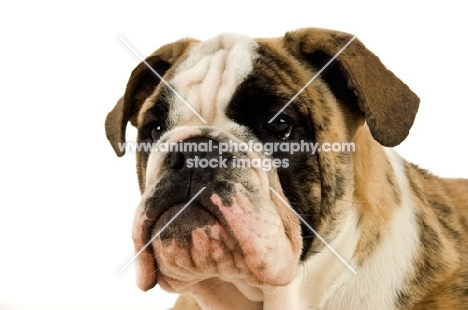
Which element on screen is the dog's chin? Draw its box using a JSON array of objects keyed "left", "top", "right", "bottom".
[
  {"left": 155, "top": 207, "right": 295, "bottom": 291},
  {"left": 134, "top": 188, "right": 303, "bottom": 293}
]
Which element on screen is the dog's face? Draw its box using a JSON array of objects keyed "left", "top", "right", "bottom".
[{"left": 105, "top": 28, "right": 419, "bottom": 297}]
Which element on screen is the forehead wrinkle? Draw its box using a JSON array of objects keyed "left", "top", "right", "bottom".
[
  {"left": 199, "top": 49, "right": 229, "bottom": 123},
  {"left": 169, "top": 33, "right": 258, "bottom": 126}
]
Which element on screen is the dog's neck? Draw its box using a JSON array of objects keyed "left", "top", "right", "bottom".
[{"left": 292, "top": 126, "right": 461, "bottom": 310}]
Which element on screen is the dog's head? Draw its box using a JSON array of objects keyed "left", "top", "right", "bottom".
[{"left": 105, "top": 28, "right": 419, "bottom": 296}]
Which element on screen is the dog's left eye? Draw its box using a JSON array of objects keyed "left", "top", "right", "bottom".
[{"left": 264, "top": 113, "right": 293, "bottom": 140}]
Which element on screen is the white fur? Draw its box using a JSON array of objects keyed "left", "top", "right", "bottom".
[
  {"left": 316, "top": 148, "right": 420, "bottom": 310},
  {"left": 169, "top": 33, "right": 258, "bottom": 126}
]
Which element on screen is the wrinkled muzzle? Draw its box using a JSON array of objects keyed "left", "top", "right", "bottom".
[{"left": 131, "top": 130, "right": 303, "bottom": 292}]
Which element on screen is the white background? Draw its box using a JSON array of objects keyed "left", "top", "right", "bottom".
[{"left": 0, "top": 1, "right": 467, "bottom": 309}]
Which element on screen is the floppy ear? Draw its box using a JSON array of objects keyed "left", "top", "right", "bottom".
[
  {"left": 105, "top": 39, "right": 197, "bottom": 156},
  {"left": 284, "top": 27, "right": 420, "bottom": 147}
]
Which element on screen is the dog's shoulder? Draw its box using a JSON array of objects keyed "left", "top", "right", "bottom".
[
  {"left": 404, "top": 163, "right": 468, "bottom": 309},
  {"left": 440, "top": 178, "right": 468, "bottom": 210},
  {"left": 408, "top": 163, "right": 468, "bottom": 221}
]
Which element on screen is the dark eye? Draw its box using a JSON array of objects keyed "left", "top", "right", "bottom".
[
  {"left": 148, "top": 123, "right": 163, "bottom": 141},
  {"left": 264, "top": 113, "right": 293, "bottom": 140}
]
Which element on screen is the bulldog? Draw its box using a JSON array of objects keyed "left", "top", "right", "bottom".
[{"left": 105, "top": 28, "right": 468, "bottom": 309}]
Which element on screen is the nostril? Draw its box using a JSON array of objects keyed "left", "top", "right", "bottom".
[{"left": 165, "top": 151, "right": 186, "bottom": 170}]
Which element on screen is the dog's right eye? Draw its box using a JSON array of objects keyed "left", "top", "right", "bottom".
[{"left": 144, "top": 122, "right": 164, "bottom": 141}]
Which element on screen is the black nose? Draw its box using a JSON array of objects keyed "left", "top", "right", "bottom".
[
  {"left": 164, "top": 137, "right": 228, "bottom": 172},
  {"left": 165, "top": 150, "right": 186, "bottom": 170}
]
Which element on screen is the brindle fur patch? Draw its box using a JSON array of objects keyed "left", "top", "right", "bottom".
[{"left": 393, "top": 163, "right": 468, "bottom": 309}]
